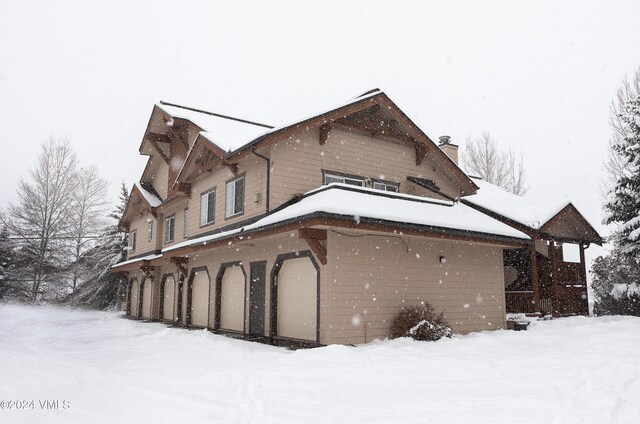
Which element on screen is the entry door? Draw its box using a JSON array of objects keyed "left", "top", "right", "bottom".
[{"left": 249, "top": 261, "right": 266, "bottom": 337}]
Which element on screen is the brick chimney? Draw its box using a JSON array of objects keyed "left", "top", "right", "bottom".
[{"left": 438, "top": 135, "right": 458, "bottom": 165}]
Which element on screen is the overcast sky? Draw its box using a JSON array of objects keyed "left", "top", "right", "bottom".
[{"left": 1, "top": 0, "right": 639, "bottom": 265}]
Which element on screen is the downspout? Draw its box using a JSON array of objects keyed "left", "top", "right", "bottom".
[{"left": 251, "top": 148, "right": 270, "bottom": 214}]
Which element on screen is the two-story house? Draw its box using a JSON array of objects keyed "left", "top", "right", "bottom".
[{"left": 113, "top": 89, "right": 602, "bottom": 346}]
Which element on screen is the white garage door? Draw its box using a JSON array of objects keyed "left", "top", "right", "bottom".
[
  {"left": 220, "top": 266, "right": 245, "bottom": 332},
  {"left": 277, "top": 257, "right": 317, "bottom": 341},
  {"left": 181, "top": 279, "right": 188, "bottom": 325},
  {"left": 130, "top": 280, "right": 139, "bottom": 317},
  {"left": 141, "top": 279, "right": 153, "bottom": 319},
  {"left": 190, "top": 271, "right": 210, "bottom": 327},
  {"left": 162, "top": 276, "right": 176, "bottom": 321}
]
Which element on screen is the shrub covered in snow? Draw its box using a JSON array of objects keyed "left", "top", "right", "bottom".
[{"left": 390, "top": 303, "right": 452, "bottom": 341}]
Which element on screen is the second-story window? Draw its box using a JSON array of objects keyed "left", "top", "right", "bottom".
[
  {"left": 373, "top": 181, "right": 399, "bottom": 192},
  {"left": 164, "top": 215, "right": 175, "bottom": 244},
  {"left": 200, "top": 189, "right": 215, "bottom": 226},
  {"left": 183, "top": 208, "right": 189, "bottom": 238},
  {"left": 129, "top": 230, "right": 137, "bottom": 253},
  {"left": 323, "top": 172, "right": 364, "bottom": 187},
  {"left": 225, "top": 176, "right": 244, "bottom": 218},
  {"left": 147, "top": 221, "right": 153, "bottom": 242}
]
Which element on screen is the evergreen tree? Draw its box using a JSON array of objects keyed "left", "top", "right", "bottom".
[
  {"left": 604, "top": 96, "right": 640, "bottom": 255},
  {"left": 66, "top": 182, "right": 129, "bottom": 309}
]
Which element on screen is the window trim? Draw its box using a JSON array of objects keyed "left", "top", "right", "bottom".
[
  {"left": 321, "top": 169, "right": 365, "bottom": 187},
  {"left": 199, "top": 188, "right": 216, "bottom": 228},
  {"left": 371, "top": 178, "right": 400, "bottom": 193},
  {"left": 147, "top": 221, "right": 153, "bottom": 242},
  {"left": 225, "top": 174, "right": 246, "bottom": 220},
  {"left": 164, "top": 214, "right": 176, "bottom": 244},
  {"left": 129, "top": 230, "right": 137, "bottom": 252},
  {"left": 183, "top": 207, "right": 189, "bottom": 238}
]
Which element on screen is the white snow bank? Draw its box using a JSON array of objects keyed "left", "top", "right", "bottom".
[
  {"left": 466, "top": 177, "right": 574, "bottom": 229},
  {"left": 156, "top": 103, "right": 271, "bottom": 153},
  {"left": 111, "top": 253, "right": 162, "bottom": 269},
  {"left": 1, "top": 305, "right": 639, "bottom": 424},
  {"left": 134, "top": 181, "right": 162, "bottom": 207},
  {"left": 164, "top": 184, "right": 529, "bottom": 253}
]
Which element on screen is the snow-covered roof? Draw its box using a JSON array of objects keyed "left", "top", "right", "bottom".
[
  {"left": 112, "top": 253, "right": 162, "bottom": 269},
  {"left": 134, "top": 182, "right": 162, "bottom": 207},
  {"left": 164, "top": 183, "right": 529, "bottom": 253},
  {"left": 156, "top": 103, "right": 272, "bottom": 153},
  {"left": 464, "top": 177, "right": 575, "bottom": 229}
]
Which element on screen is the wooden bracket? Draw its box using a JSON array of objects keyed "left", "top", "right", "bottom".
[
  {"left": 298, "top": 228, "right": 327, "bottom": 265},
  {"left": 415, "top": 143, "right": 428, "bottom": 166},
  {"left": 146, "top": 132, "right": 171, "bottom": 144},
  {"left": 224, "top": 161, "right": 239, "bottom": 176},
  {"left": 150, "top": 140, "right": 170, "bottom": 164},
  {"left": 174, "top": 182, "right": 191, "bottom": 196},
  {"left": 170, "top": 256, "right": 189, "bottom": 277},
  {"left": 319, "top": 123, "right": 332, "bottom": 145},
  {"left": 140, "top": 264, "right": 156, "bottom": 279}
]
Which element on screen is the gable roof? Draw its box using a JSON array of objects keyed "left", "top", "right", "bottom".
[
  {"left": 463, "top": 177, "right": 603, "bottom": 244},
  {"left": 162, "top": 89, "right": 478, "bottom": 196},
  {"left": 162, "top": 183, "right": 529, "bottom": 256},
  {"left": 120, "top": 182, "right": 163, "bottom": 227}
]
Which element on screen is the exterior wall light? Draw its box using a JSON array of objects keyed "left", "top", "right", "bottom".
[{"left": 439, "top": 256, "right": 446, "bottom": 264}]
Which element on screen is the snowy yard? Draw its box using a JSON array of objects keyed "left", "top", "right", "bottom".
[{"left": 1, "top": 305, "right": 639, "bottom": 424}]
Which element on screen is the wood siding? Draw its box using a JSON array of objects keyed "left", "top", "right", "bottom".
[
  {"left": 270, "top": 128, "right": 462, "bottom": 210},
  {"left": 186, "top": 231, "right": 331, "bottom": 343},
  {"left": 186, "top": 154, "right": 267, "bottom": 239},
  {"left": 127, "top": 213, "right": 157, "bottom": 258},
  {"left": 328, "top": 231, "right": 506, "bottom": 344}
]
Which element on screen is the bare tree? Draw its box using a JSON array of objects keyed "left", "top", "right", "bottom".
[
  {"left": 66, "top": 166, "right": 109, "bottom": 293},
  {"left": 603, "top": 66, "right": 640, "bottom": 194},
  {"left": 461, "top": 132, "right": 528, "bottom": 195},
  {"left": 1, "top": 137, "right": 78, "bottom": 301}
]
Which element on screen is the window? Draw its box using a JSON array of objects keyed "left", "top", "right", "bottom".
[
  {"left": 183, "top": 208, "right": 189, "bottom": 238},
  {"left": 225, "top": 176, "right": 245, "bottom": 218},
  {"left": 323, "top": 172, "right": 364, "bottom": 187},
  {"left": 129, "top": 230, "right": 137, "bottom": 252},
  {"left": 200, "top": 189, "right": 215, "bottom": 226},
  {"left": 147, "top": 221, "right": 153, "bottom": 242},
  {"left": 373, "top": 181, "right": 399, "bottom": 192},
  {"left": 164, "top": 215, "right": 175, "bottom": 244}
]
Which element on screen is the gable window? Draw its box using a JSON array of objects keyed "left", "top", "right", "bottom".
[
  {"left": 129, "top": 230, "right": 137, "bottom": 252},
  {"left": 373, "top": 181, "right": 399, "bottom": 193},
  {"left": 147, "top": 221, "right": 153, "bottom": 242},
  {"left": 225, "top": 176, "right": 245, "bottom": 218},
  {"left": 164, "top": 215, "right": 175, "bottom": 244},
  {"left": 183, "top": 208, "right": 189, "bottom": 238},
  {"left": 200, "top": 189, "right": 215, "bottom": 226},
  {"left": 323, "top": 171, "right": 364, "bottom": 187}
]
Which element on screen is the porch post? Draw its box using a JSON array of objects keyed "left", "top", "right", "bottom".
[
  {"left": 530, "top": 243, "right": 540, "bottom": 314},
  {"left": 550, "top": 242, "right": 559, "bottom": 316},
  {"left": 579, "top": 243, "right": 588, "bottom": 315}
]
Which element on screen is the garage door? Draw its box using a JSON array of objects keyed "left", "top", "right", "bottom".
[
  {"left": 162, "top": 275, "right": 176, "bottom": 321},
  {"left": 277, "top": 257, "right": 317, "bottom": 341},
  {"left": 220, "top": 266, "right": 245, "bottom": 332},
  {"left": 190, "top": 271, "right": 210, "bottom": 327},
  {"left": 129, "top": 279, "right": 139, "bottom": 317},
  {"left": 141, "top": 278, "right": 153, "bottom": 319}
]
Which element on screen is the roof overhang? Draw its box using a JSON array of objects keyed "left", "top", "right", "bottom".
[{"left": 539, "top": 203, "right": 604, "bottom": 245}]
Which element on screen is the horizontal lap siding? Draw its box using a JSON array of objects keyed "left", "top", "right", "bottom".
[
  {"left": 186, "top": 231, "right": 331, "bottom": 343},
  {"left": 127, "top": 213, "right": 157, "bottom": 258},
  {"left": 328, "top": 232, "right": 506, "bottom": 345},
  {"left": 186, "top": 155, "right": 266, "bottom": 239},
  {"left": 153, "top": 161, "right": 169, "bottom": 200},
  {"left": 270, "top": 128, "right": 461, "bottom": 210}
]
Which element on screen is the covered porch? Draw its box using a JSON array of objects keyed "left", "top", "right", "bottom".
[{"left": 504, "top": 240, "right": 589, "bottom": 316}]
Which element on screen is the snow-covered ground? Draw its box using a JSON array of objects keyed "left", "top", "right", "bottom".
[{"left": 1, "top": 305, "right": 639, "bottom": 424}]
